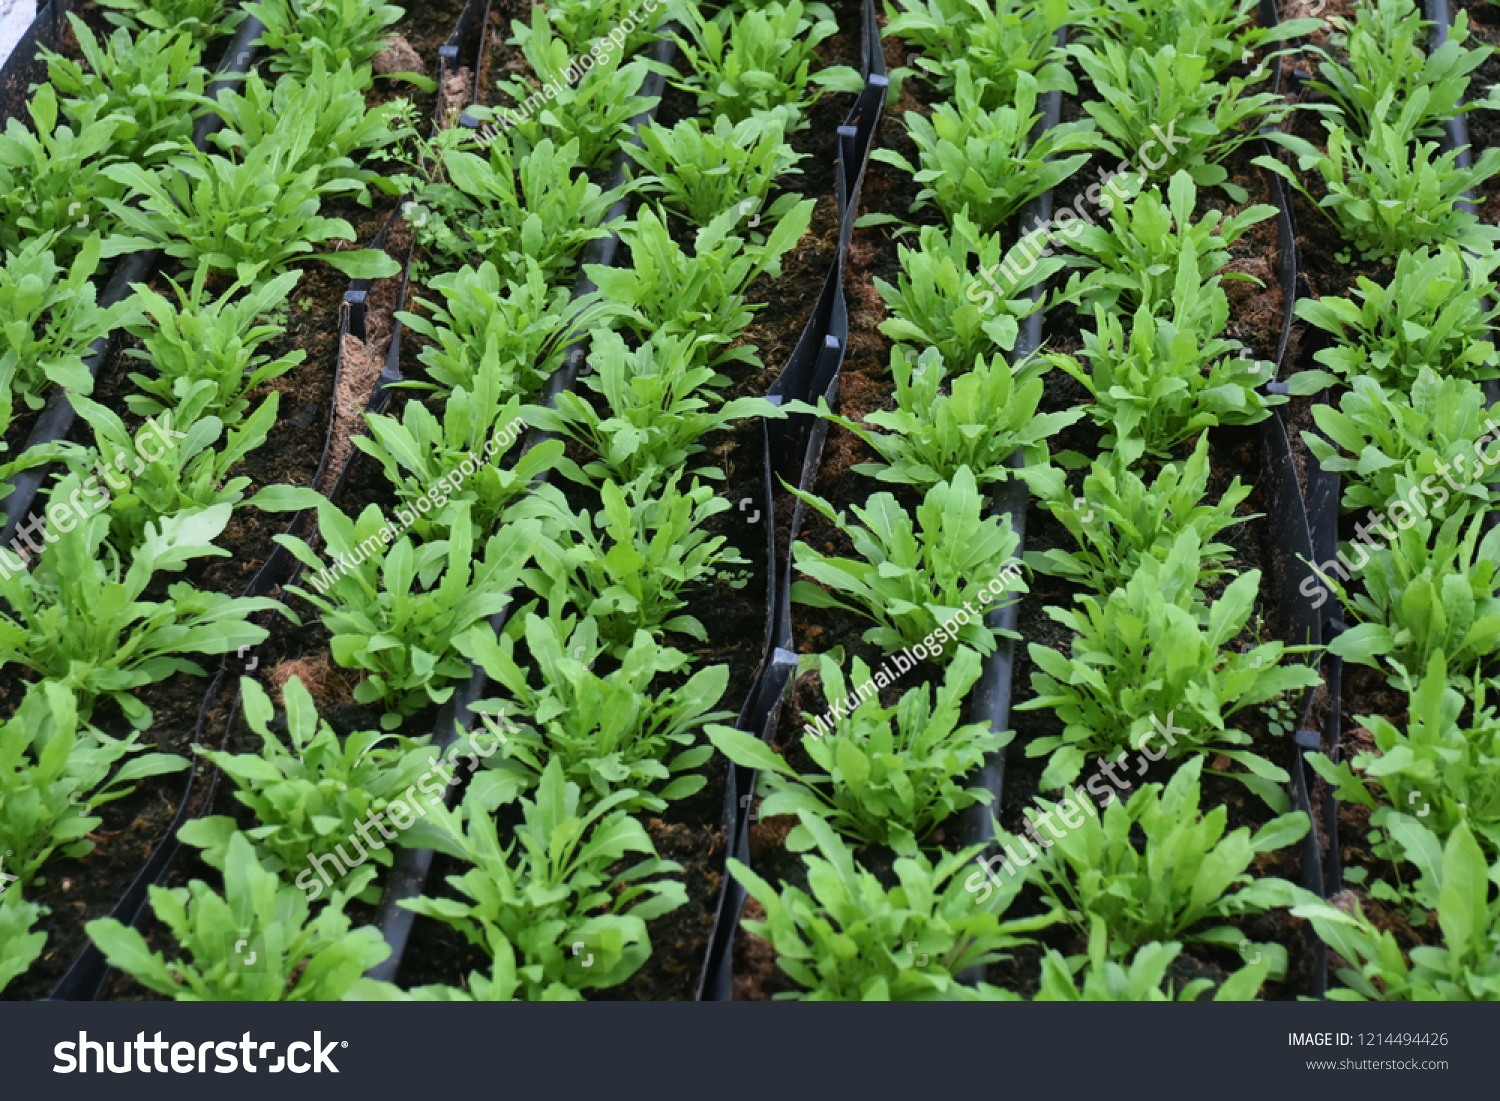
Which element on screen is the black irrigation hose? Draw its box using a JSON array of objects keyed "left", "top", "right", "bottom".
[
  {"left": 0, "top": 5, "right": 265, "bottom": 547},
  {"left": 697, "top": 0, "right": 886, "bottom": 1002},
  {"left": 40, "top": 1, "right": 484, "bottom": 999}
]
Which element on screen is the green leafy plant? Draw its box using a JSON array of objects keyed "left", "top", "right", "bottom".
[
  {"left": 495, "top": 12, "right": 664, "bottom": 169},
  {"left": 1291, "top": 245, "right": 1500, "bottom": 389},
  {"left": 0, "top": 893, "right": 47, "bottom": 994},
  {"left": 789, "top": 345, "right": 1082, "bottom": 498},
  {"left": 100, "top": 139, "right": 399, "bottom": 282},
  {"left": 248, "top": 0, "right": 404, "bottom": 80},
  {"left": 730, "top": 810, "right": 1050, "bottom": 1000},
  {"left": 0, "top": 233, "right": 141, "bottom": 409},
  {"left": 884, "top": 0, "right": 1073, "bottom": 108},
  {"left": 1309, "top": 652, "right": 1500, "bottom": 865},
  {"left": 516, "top": 472, "right": 746, "bottom": 651},
  {"left": 458, "top": 613, "right": 730, "bottom": 812},
  {"left": 0, "top": 680, "right": 185, "bottom": 889},
  {"left": 625, "top": 114, "right": 804, "bottom": 228},
  {"left": 41, "top": 17, "right": 208, "bottom": 167},
  {"left": 586, "top": 201, "right": 813, "bottom": 369},
  {"left": 1303, "top": 369, "right": 1500, "bottom": 522},
  {"left": 1053, "top": 171, "right": 1276, "bottom": 316},
  {"left": 872, "top": 213, "right": 1064, "bottom": 370},
  {"left": 87, "top": 832, "right": 389, "bottom": 1000},
  {"left": 1259, "top": 102, "right": 1500, "bottom": 263},
  {"left": 396, "top": 258, "right": 608, "bottom": 397},
  {"left": 70, "top": 389, "right": 280, "bottom": 554},
  {"left": 97, "top": 0, "right": 242, "bottom": 44},
  {"left": 405, "top": 129, "right": 624, "bottom": 280},
  {"left": 527, "top": 330, "right": 781, "bottom": 487},
  {"left": 1293, "top": 821, "right": 1500, "bottom": 1000},
  {"left": 0, "top": 84, "right": 127, "bottom": 257},
  {"left": 0, "top": 489, "right": 287, "bottom": 729},
  {"left": 1050, "top": 279, "right": 1282, "bottom": 457},
  {"left": 178, "top": 677, "right": 434, "bottom": 897},
  {"left": 509, "top": 0, "right": 662, "bottom": 56},
  {"left": 873, "top": 65, "right": 1094, "bottom": 233},
  {"left": 789, "top": 466, "right": 1025, "bottom": 659},
  {"left": 208, "top": 55, "right": 414, "bottom": 192},
  {"left": 1307, "top": 0, "right": 1489, "bottom": 141},
  {"left": 669, "top": 0, "right": 858, "bottom": 127},
  {"left": 1071, "top": 0, "right": 1317, "bottom": 78},
  {"left": 1027, "top": 435, "right": 1256, "bottom": 596},
  {"left": 119, "top": 268, "right": 305, "bottom": 425},
  {"left": 1323, "top": 512, "right": 1500, "bottom": 684},
  {"left": 401, "top": 759, "right": 686, "bottom": 1001},
  {"left": 1072, "top": 39, "right": 1287, "bottom": 201},
  {"left": 278, "top": 500, "right": 539, "bottom": 728},
  {"left": 1008, "top": 757, "right": 1313, "bottom": 964},
  {"left": 1019, "top": 530, "right": 1322, "bottom": 789},
  {"left": 708, "top": 647, "right": 1005, "bottom": 856},
  {"left": 355, "top": 391, "right": 560, "bottom": 541},
  {"left": 1036, "top": 914, "right": 1274, "bottom": 1000}
]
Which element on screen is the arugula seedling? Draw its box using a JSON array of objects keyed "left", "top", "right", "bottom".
[
  {"left": 788, "top": 344, "right": 1082, "bottom": 497},
  {"left": 97, "top": 0, "right": 244, "bottom": 44},
  {"left": 1309, "top": 651, "right": 1500, "bottom": 865},
  {"left": 884, "top": 0, "right": 1072, "bottom": 109},
  {"left": 529, "top": 330, "right": 782, "bottom": 488},
  {"left": 1027, "top": 435, "right": 1256, "bottom": 596},
  {"left": 872, "top": 64, "right": 1094, "bottom": 233},
  {"left": 625, "top": 114, "right": 804, "bottom": 229},
  {"left": 1292, "top": 245, "right": 1500, "bottom": 390},
  {"left": 1323, "top": 512, "right": 1500, "bottom": 685},
  {"left": 248, "top": 0, "right": 404, "bottom": 81},
  {"left": 1293, "top": 821, "right": 1500, "bottom": 1000},
  {"left": 401, "top": 760, "right": 686, "bottom": 1000},
  {"left": 279, "top": 502, "right": 539, "bottom": 729},
  {"left": 1020, "top": 530, "right": 1322, "bottom": 789},
  {"left": 121, "top": 268, "right": 304, "bottom": 425},
  {"left": 730, "top": 810, "right": 1050, "bottom": 1000},
  {"left": 0, "top": 486, "right": 289, "bottom": 729},
  {"left": 708, "top": 647, "right": 1006, "bottom": 857},
  {"left": 872, "top": 212, "right": 1065, "bottom": 371},
  {"left": 1071, "top": 39, "right": 1287, "bottom": 202},
  {"left": 0, "top": 233, "right": 141, "bottom": 409},
  {"left": 1053, "top": 170, "right": 1276, "bottom": 316},
  {"left": 41, "top": 16, "right": 208, "bottom": 168},
  {"left": 459, "top": 613, "right": 730, "bottom": 812},
  {"left": 0, "top": 83, "right": 127, "bottom": 257},
  {"left": 0, "top": 893, "right": 46, "bottom": 995},
  {"left": 670, "top": 0, "right": 859, "bottom": 128},
  {"left": 1071, "top": 0, "right": 1318, "bottom": 79},
  {"left": 1259, "top": 99, "right": 1500, "bottom": 263},
  {"left": 788, "top": 466, "right": 1026, "bottom": 659},
  {"left": 515, "top": 472, "right": 746, "bottom": 652},
  {"left": 586, "top": 200, "right": 814, "bottom": 369},
  {"left": 1303, "top": 369, "right": 1500, "bottom": 522},
  {"left": 179, "top": 677, "right": 434, "bottom": 899},
  {"left": 88, "top": 832, "right": 389, "bottom": 1000},
  {"left": 1036, "top": 914, "right": 1275, "bottom": 1000}
]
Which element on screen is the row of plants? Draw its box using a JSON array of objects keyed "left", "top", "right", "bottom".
[
  {"left": 712, "top": 0, "right": 1364, "bottom": 999},
  {"left": 70, "top": 0, "right": 860, "bottom": 999},
  {"left": 1264, "top": 0, "right": 1500, "bottom": 999},
  {"left": 0, "top": 0, "right": 431, "bottom": 995}
]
